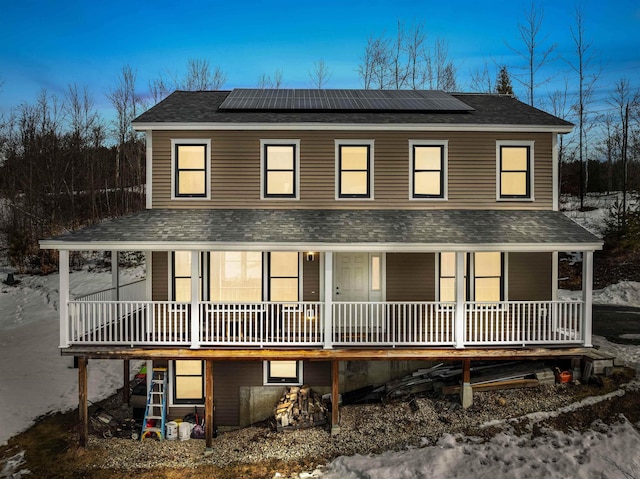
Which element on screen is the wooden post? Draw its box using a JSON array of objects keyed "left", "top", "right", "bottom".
[
  {"left": 331, "top": 360, "right": 340, "bottom": 436},
  {"left": 79, "top": 357, "right": 88, "bottom": 448},
  {"left": 460, "top": 359, "right": 472, "bottom": 409},
  {"left": 205, "top": 359, "right": 214, "bottom": 453},
  {"left": 123, "top": 359, "right": 130, "bottom": 405}
]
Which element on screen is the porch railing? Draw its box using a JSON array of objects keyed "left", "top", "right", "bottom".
[
  {"left": 464, "top": 301, "right": 583, "bottom": 345},
  {"left": 64, "top": 299, "right": 586, "bottom": 348},
  {"left": 332, "top": 302, "right": 456, "bottom": 346},
  {"left": 73, "top": 278, "right": 146, "bottom": 302}
]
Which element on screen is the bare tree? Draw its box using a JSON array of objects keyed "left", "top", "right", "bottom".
[
  {"left": 567, "top": 4, "right": 601, "bottom": 210},
  {"left": 405, "top": 24, "right": 428, "bottom": 90},
  {"left": 358, "top": 33, "right": 391, "bottom": 89},
  {"left": 389, "top": 20, "right": 408, "bottom": 89},
  {"left": 309, "top": 59, "right": 332, "bottom": 89},
  {"left": 469, "top": 60, "right": 495, "bottom": 93},
  {"left": 506, "top": 1, "right": 557, "bottom": 106},
  {"left": 257, "top": 69, "right": 284, "bottom": 89},
  {"left": 182, "top": 58, "right": 227, "bottom": 90},
  {"left": 547, "top": 79, "right": 573, "bottom": 196},
  {"left": 149, "top": 75, "right": 172, "bottom": 105}
]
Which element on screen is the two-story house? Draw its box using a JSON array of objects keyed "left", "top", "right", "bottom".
[{"left": 40, "top": 89, "right": 602, "bottom": 448}]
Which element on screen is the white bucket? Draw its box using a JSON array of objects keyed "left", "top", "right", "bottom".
[
  {"left": 166, "top": 421, "right": 178, "bottom": 441},
  {"left": 178, "top": 422, "right": 192, "bottom": 441}
]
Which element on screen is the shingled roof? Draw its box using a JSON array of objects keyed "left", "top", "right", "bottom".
[
  {"left": 132, "top": 90, "right": 573, "bottom": 129},
  {"left": 41, "top": 209, "right": 601, "bottom": 251}
]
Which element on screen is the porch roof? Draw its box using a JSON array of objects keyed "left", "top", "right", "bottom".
[{"left": 40, "top": 209, "right": 603, "bottom": 252}]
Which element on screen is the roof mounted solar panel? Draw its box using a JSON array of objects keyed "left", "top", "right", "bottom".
[{"left": 219, "top": 89, "right": 474, "bottom": 111}]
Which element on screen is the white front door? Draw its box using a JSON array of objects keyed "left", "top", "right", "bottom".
[{"left": 334, "top": 253, "right": 369, "bottom": 301}]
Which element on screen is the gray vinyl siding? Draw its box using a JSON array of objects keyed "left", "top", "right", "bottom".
[
  {"left": 508, "top": 252, "right": 553, "bottom": 301},
  {"left": 151, "top": 130, "right": 554, "bottom": 210}
]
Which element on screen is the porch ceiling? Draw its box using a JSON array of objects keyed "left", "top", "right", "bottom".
[{"left": 40, "top": 208, "right": 602, "bottom": 252}]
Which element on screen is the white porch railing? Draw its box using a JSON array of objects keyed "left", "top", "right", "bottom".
[
  {"left": 64, "top": 299, "right": 586, "bottom": 348},
  {"left": 332, "top": 302, "right": 456, "bottom": 346},
  {"left": 73, "top": 279, "right": 146, "bottom": 302},
  {"left": 199, "top": 301, "right": 324, "bottom": 347},
  {"left": 464, "top": 301, "right": 584, "bottom": 345}
]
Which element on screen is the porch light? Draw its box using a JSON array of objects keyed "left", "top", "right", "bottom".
[{"left": 305, "top": 252, "right": 316, "bottom": 262}]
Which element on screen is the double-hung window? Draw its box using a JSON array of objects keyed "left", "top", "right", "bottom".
[
  {"left": 497, "top": 141, "right": 534, "bottom": 200},
  {"left": 410, "top": 141, "right": 447, "bottom": 199},
  {"left": 438, "top": 252, "right": 503, "bottom": 302},
  {"left": 336, "top": 140, "right": 374, "bottom": 199},
  {"left": 172, "top": 139, "right": 211, "bottom": 199},
  {"left": 261, "top": 140, "right": 300, "bottom": 199}
]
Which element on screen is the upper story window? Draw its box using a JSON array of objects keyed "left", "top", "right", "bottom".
[
  {"left": 497, "top": 141, "right": 534, "bottom": 201},
  {"left": 335, "top": 140, "right": 374, "bottom": 199},
  {"left": 261, "top": 140, "right": 300, "bottom": 199},
  {"left": 410, "top": 140, "right": 447, "bottom": 200},
  {"left": 172, "top": 139, "right": 211, "bottom": 200}
]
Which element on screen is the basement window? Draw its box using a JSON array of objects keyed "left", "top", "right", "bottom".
[{"left": 264, "top": 361, "right": 303, "bottom": 385}]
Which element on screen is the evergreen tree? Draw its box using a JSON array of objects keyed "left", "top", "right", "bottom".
[{"left": 496, "top": 66, "right": 515, "bottom": 96}]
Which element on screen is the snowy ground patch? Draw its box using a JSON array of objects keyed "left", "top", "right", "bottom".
[{"left": 559, "top": 281, "right": 640, "bottom": 307}]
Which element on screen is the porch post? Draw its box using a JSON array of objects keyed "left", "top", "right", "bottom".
[
  {"left": 123, "top": 359, "right": 130, "bottom": 405},
  {"left": 323, "top": 252, "right": 333, "bottom": 349},
  {"left": 111, "top": 250, "right": 120, "bottom": 301},
  {"left": 331, "top": 360, "right": 340, "bottom": 436},
  {"left": 78, "top": 357, "right": 88, "bottom": 448},
  {"left": 190, "top": 251, "right": 201, "bottom": 349},
  {"left": 59, "top": 250, "right": 70, "bottom": 348},
  {"left": 454, "top": 251, "right": 465, "bottom": 349},
  {"left": 205, "top": 359, "right": 214, "bottom": 453},
  {"left": 582, "top": 250, "right": 594, "bottom": 347}
]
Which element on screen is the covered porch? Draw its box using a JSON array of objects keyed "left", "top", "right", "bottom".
[{"left": 42, "top": 208, "right": 603, "bottom": 352}]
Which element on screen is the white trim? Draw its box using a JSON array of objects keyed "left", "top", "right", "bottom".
[
  {"left": 190, "top": 250, "right": 200, "bottom": 349},
  {"left": 335, "top": 139, "right": 375, "bottom": 201},
  {"left": 260, "top": 139, "right": 301, "bottom": 201},
  {"left": 454, "top": 251, "right": 465, "bottom": 349},
  {"left": 552, "top": 133, "right": 559, "bottom": 211},
  {"left": 111, "top": 250, "right": 120, "bottom": 301},
  {"left": 263, "top": 360, "right": 303, "bottom": 386},
  {"left": 323, "top": 251, "right": 333, "bottom": 349},
  {"left": 496, "top": 140, "right": 535, "bottom": 202},
  {"left": 408, "top": 140, "right": 449, "bottom": 201},
  {"left": 169, "top": 360, "right": 205, "bottom": 408},
  {"left": 41, "top": 240, "right": 604, "bottom": 253},
  {"left": 145, "top": 252, "right": 153, "bottom": 300},
  {"left": 133, "top": 122, "right": 574, "bottom": 134},
  {"left": 551, "top": 251, "right": 558, "bottom": 301},
  {"left": 582, "top": 251, "right": 594, "bottom": 347},
  {"left": 435, "top": 252, "right": 441, "bottom": 301},
  {"left": 145, "top": 131, "right": 153, "bottom": 209},
  {"left": 503, "top": 252, "right": 509, "bottom": 301},
  {"left": 167, "top": 251, "right": 174, "bottom": 301},
  {"left": 171, "top": 138, "right": 212, "bottom": 201},
  {"left": 59, "top": 250, "right": 70, "bottom": 348}
]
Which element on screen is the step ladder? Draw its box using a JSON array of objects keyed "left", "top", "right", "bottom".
[{"left": 140, "top": 367, "right": 167, "bottom": 441}]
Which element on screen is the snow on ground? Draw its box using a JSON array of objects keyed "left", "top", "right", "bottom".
[
  {"left": 561, "top": 192, "right": 639, "bottom": 238},
  {"left": 310, "top": 419, "right": 640, "bottom": 479},
  {"left": 0, "top": 266, "right": 144, "bottom": 446},
  {"left": 559, "top": 281, "right": 640, "bottom": 307}
]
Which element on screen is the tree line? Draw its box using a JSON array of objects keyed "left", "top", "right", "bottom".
[{"left": 0, "top": 1, "right": 638, "bottom": 272}]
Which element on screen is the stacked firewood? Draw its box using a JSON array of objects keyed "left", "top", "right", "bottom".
[{"left": 274, "top": 386, "right": 327, "bottom": 431}]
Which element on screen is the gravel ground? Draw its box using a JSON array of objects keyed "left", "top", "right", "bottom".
[{"left": 88, "top": 383, "right": 586, "bottom": 472}]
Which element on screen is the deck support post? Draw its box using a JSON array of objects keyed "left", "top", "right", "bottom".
[
  {"left": 123, "top": 359, "right": 130, "bottom": 405},
  {"left": 454, "top": 251, "right": 465, "bottom": 349},
  {"left": 59, "top": 250, "right": 70, "bottom": 348},
  {"left": 582, "top": 250, "right": 594, "bottom": 347},
  {"left": 331, "top": 360, "right": 340, "bottom": 435},
  {"left": 79, "top": 357, "right": 88, "bottom": 448},
  {"left": 460, "top": 358, "right": 473, "bottom": 409},
  {"left": 323, "top": 252, "right": 333, "bottom": 349},
  {"left": 111, "top": 250, "right": 120, "bottom": 301},
  {"left": 190, "top": 251, "right": 200, "bottom": 349},
  {"left": 205, "top": 359, "right": 214, "bottom": 454}
]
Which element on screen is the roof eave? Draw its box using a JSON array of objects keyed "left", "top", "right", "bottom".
[
  {"left": 40, "top": 239, "right": 603, "bottom": 252},
  {"left": 132, "top": 121, "right": 574, "bottom": 134}
]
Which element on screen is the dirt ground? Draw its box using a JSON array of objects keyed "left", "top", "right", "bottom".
[{"left": 1, "top": 367, "right": 638, "bottom": 479}]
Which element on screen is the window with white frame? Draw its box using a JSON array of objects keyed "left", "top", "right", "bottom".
[
  {"left": 172, "top": 251, "right": 202, "bottom": 301},
  {"left": 261, "top": 140, "right": 300, "bottom": 199},
  {"left": 497, "top": 141, "right": 534, "bottom": 200},
  {"left": 264, "top": 360, "right": 302, "bottom": 385},
  {"left": 410, "top": 141, "right": 447, "bottom": 199},
  {"left": 336, "top": 140, "right": 374, "bottom": 199},
  {"left": 172, "top": 139, "right": 211, "bottom": 199},
  {"left": 210, "top": 252, "right": 262, "bottom": 302}
]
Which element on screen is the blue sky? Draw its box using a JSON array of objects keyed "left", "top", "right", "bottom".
[{"left": 1, "top": 0, "right": 639, "bottom": 121}]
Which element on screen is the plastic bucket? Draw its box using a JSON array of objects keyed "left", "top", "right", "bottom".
[
  {"left": 178, "top": 422, "right": 192, "bottom": 441},
  {"left": 166, "top": 421, "right": 178, "bottom": 441}
]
